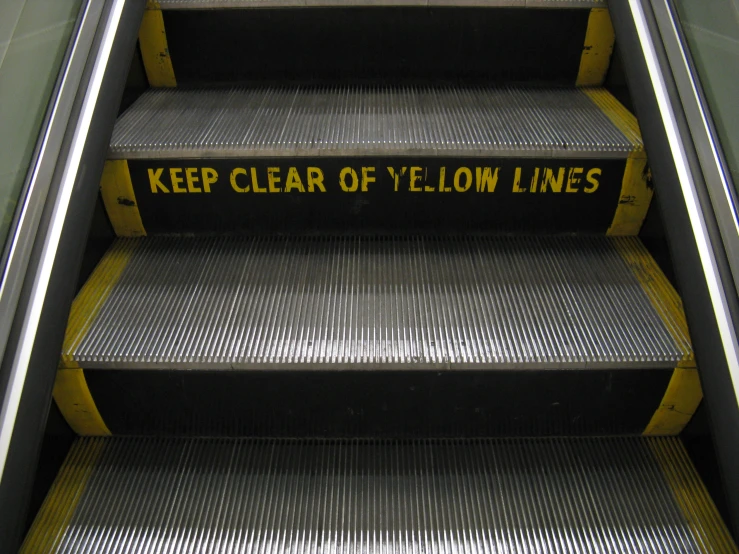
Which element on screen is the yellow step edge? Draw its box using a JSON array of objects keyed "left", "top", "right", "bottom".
[
  {"left": 576, "top": 8, "right": 615, "bottom": 87},
  {"left": 61, "top": 239, "right": 138, "bottom": 360},
  {"left": 583, "top": 88, "right": 652, "bottom": 236},
  {"left": 650, "top": 438, "right": 739, "bottom": 553},
  {"left": 583, "top": 88, "right": 643, "bottom": 146},
  {"left": 614, "top": 237, "right": 692, "bottom": 353},
  {"left": 613, "top": 238, "right": 701, "bottom": 435},
  {"left": 139, "top": 6, "right": 176, "bottom": 87},
  {"left": 20, "top": 439, "right": 106, "bottom": 553}
]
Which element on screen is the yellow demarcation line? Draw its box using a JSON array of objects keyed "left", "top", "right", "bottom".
[
  {"left": 649, "top": 438, "right": 739, "bottom": 553},
  {"left": 140, "top": 3, "right": 176, "bottom": 87},
  {"left": 54, "top": 240, "right": 138, "bottom": 435},
  {"left": 584, "top": 88, "right": 653, "bottom": 236},
  {"left": 614, "top": 237, "right": 692, "bottom": 361},
  {"left": 60, "top": 240, "right": 138, "bottom": 364},
  {"left": 20, "top": 439, "right": 106, "bottom": 553},
  {"left": 577, "top": 8, "right": 615, "bottom": 87},
  {"left": 613, "top": 237, "right": 702, "bottom": 435},
  {"left": 100, "top": 160, "right": 147, "bottom": 237}
]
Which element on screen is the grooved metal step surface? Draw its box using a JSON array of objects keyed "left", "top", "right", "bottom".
[
  {"left": 63, "top": 235, "right": 690, "bottom": 370},
  {"left": 109, "top": 86, "right": 638, "bottom": 159},
  {"left": 154, "top": 0, "right": 605, "bottom": 8},
  {"left": 23, "top": 437, "right": 737, "bottom": 554}
]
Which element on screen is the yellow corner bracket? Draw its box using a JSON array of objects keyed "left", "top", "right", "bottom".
[
  {"left": 644, "top": 362, "right": 703, "bottom": 436},
  {"left": 577, "top": 8, "right": 615, "bottom": 87},
  {"left": 53, "top": 368, "right": 111, "bottom": 436},
  {"left": 608, "top": 151, "right": 653, "bottom": 236},
  {"left": 100, "top": 160, "right": 146, "bottom": 237},
  {"left": 139, "top": 5, "right": 176, "bottom": 87}
]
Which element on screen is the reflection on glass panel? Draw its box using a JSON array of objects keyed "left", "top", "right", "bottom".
[
  {"left": 0, "top": 0, "right": 82, "bottom": 254},
  {"left": 673, "top": 0, "right": 739, "bottom": 187}
]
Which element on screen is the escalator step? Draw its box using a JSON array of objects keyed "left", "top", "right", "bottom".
[
  {"left": 52, "top": 235, "right": 699, "bottom": 436},
  {"left": 110, "top": 87, "right": 635, "bottom": 159},
  {"left": 62, "top": 235, "right": 688, "bottom": 370},
  {"left": 22, "top": 437, "right": 738, "bottom": 553},
  {"left": 102, "top": 86, "right": 649, "bottom": 234}
]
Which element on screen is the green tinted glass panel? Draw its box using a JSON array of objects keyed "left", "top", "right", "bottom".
[
  {"left": 0, "top": 0, "right": 83, "bottom": 253},
  {"left": 673, "top": 0, "right": 739, "bottom": 187}
]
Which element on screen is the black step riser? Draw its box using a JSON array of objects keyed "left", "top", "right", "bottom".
[
  {"left": 125, "top": 157, "right": 626, "bottom": 234},
  {"left": 164, "top": 8, "right": 589, "bottom": 86},
  {"left": 86, "top": 369, "right": 671, "bottom": 437}
]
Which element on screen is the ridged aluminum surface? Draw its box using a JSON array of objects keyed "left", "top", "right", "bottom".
[
  {"left": 109, "top": 87, "right": 636, "bottom": 159},
  {"left": 155, "top": 0, "right": 605, "bottom": 8},
  {"left": 26, "top": 437, "right": 736, "bottom": 554},
  {"left": 68, "top": 236, "right": 688, "bottom": 370}
]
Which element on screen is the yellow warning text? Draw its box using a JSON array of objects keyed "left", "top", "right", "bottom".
[{"left": 144, "top": 164, "right": 604, "bottom": 194}]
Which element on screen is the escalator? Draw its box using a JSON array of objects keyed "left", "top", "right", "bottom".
[{"left": 2, "top": 0, "right": 739, "bottom": 552}]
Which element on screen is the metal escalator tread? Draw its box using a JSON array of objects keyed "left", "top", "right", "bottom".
[
  {"left": 153, "top": 0, "right": 606, "bottom": 8},
  {"left": 22, "top": 437, "right": 737, "bottom": 553},
  {"left": 109, "top": 86, "right": 636, "bottom": 159},
  {"left": 61, "top": 235, "right": 690, "bottom": 371}
]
